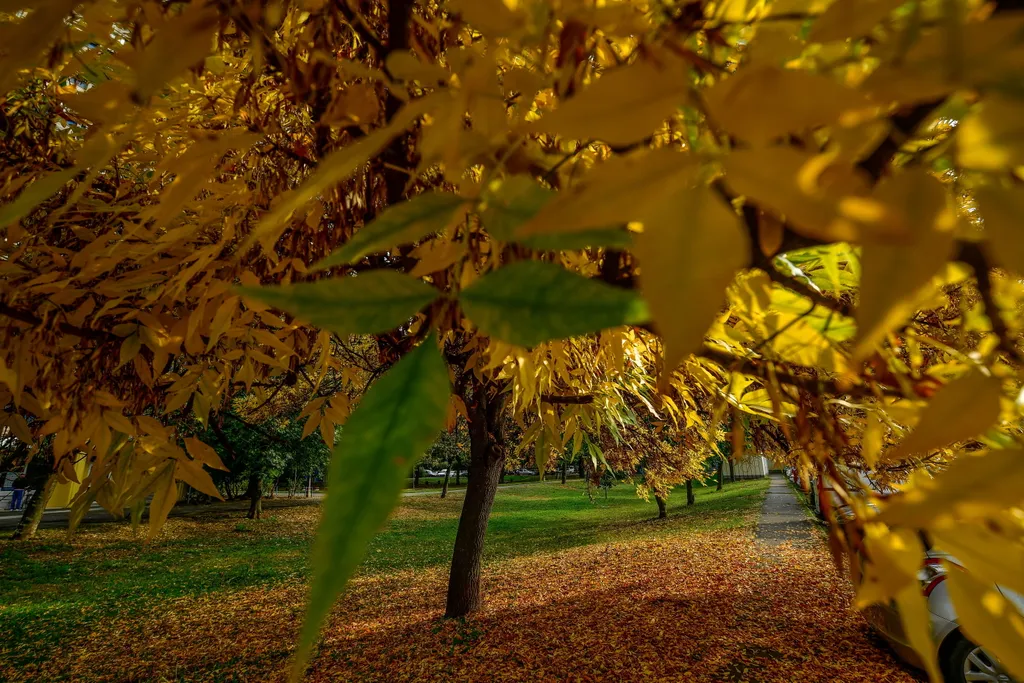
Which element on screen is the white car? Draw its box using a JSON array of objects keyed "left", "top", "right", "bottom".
[{"left": 862, "top": 549, "right": 1020, "bottom": 683}]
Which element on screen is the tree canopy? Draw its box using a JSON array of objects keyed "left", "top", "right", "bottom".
[{"left": 4, "top": 0, "right": 1024, "bottom": 679}]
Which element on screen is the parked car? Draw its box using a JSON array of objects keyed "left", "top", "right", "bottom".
[
  {"left": 824, "top": 497, "right": 1018, "bottom": 682},
  {"left": 861, "top": 547, "right": 1020, "bottom": 682}
]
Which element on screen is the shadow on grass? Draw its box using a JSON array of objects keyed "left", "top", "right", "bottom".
[{"left": 0, "top": 480, "right": 768, "bottom": 672}]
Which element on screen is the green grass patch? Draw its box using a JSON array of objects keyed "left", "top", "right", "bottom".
[{"left": 0, "top": 478, "right": 767, "bottom": 672}]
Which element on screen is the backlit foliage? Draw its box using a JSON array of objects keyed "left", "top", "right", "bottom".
[{"left": 4, "top": 0, "right": 1024, "bottom": 678}]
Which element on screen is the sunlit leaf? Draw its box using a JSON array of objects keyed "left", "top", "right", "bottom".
[
  {"left": 634, "top": 185, "right": 749, "bottom": 378},
  {"left": 945, "top": 565, "right": 1024, "bottom": 681},
  {"left": 890, "top": 371, "right": 1002, "bottom": 459}
]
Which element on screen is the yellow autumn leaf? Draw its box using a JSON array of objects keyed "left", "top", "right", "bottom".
[
  {"left": 634, "top": 185, "right": 749, "bottom": 381},
  {"left": 807, "top": 0, "right": 906, "bottom": 43},
  {"left": 531, "top": 57, "right": 690, "bottom": 146},
  {"left": 118, "top": 334, "right": 142, "bottom": 369},
  {"left": 862, "top": 410, "right": 884, "bottom": 469},
  {"left": 945, "top": 566, "right": 1024, "bottom": 681},
  {"left": 879, "top": 449, "right": 1024, "bottom": 528},
  {"left": 889, "top": 372, "right": 1002, "bottom": 459},
  {"left": 932, "top": 523, "right": 1024, "bottom": 599},
  {"left": 704, "top": 64, "right": 870, "bottom": 145},
  {"left": 721, "top": 147, "right": 896, "bottom": 244},
  {"left": 974, "top": 185, "right": 1024, "bottom": 275},
  {"left": 184, "top": 437, "right": 228, "bottom": 471},
  {"left": 131, "top": 4, "right": 219, "bottom": 101},
  {"left": 855, "top": 170, "right": 956, "bottom": 358},
  {"left": 855, "top": 524, "right": 924, "bottom": 608},
  {"left": 147, "top": 462, "right": 179, "bottom": 540},
  {"left": 893, "top": 582, "right": 942, "bottom": 682},
  {"left": 174, "top": 457, "right": 223, "bottom": 500},
  {"left": 518, "top": 147, "right": 697, "bottom": 238},
  {"left": 958, "top": 95, "right": 1024, "bottom": 171}
]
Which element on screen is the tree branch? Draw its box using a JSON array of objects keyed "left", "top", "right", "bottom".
[
  {"left": 541, "top": 394, "right": 595, "bottom": 405},
  {"left": 0, "top": 302, "right": 114, "bottom": 342},
  {"left": 957, "top": 241, "right": 1024, "bottom": 365}
]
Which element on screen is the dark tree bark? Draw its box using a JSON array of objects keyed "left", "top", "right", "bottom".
[
  {"left": 445, "top": 379, "right": 507, "bottom": 618},
  {"left": 413, "top": 465, "right": 420, "bottom": 489},
  {"left": 655, "top": 494, "right": 668, "bottom": 519},
  {"left": 560, "top": 460, "right": 567, "bottom": 485},
  {"left": 728, "top": 458, "right": 735, "bottom": 483},
  {"left": 717, "top": 458, "right": 724, "bottom": 491},
  {"left": 499, "top": 468, "right": 506, "bottom": 484},
  {"left": 245, "top": 474, "right": 262, "bottom": 519},
  {"left": 455, "top": 466, "right": 461, "bottom": 486},
  {"left": 12, "top": 472, "right": 57, "bottom": 540},
  {"left": 686, "top": 479, "right": 695, "bottom": 506},
  {"left": 441, "top": 465, "right": 451, "bottom": 498}
]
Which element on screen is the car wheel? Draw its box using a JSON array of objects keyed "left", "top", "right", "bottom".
[{"left": 942, "top": 635, "right": 1015, "bottom": 683}]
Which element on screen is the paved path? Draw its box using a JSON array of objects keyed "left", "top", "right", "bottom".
[
  {"left": 756, "top": 473, "right": 815, "bottom": 546},
  {"left": 0, "top": 480, "right": 547, "bottom": 531}
]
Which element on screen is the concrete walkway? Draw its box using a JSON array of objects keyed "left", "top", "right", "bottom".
[{"left": 756, "top": 473, "right": 815, "bottom": 546}]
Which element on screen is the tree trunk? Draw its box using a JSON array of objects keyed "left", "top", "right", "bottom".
[
  {"left": 499, "top": 468, "right": 506, "bottom": 484},
  {"left": 414, "top": 466, "right": 420, "bottom": 489},
  {"left": 455, "top": 466, "right": 461, "bottom": 486},
  {"left": 12, "top": 472, "right": 57, "bottom": 540},
  {"left": 728, "top": 458, "right": 735, "bottom": 483},
  {"left": 441, "top": 465, "right": 451, "bottom": 498},
  {"left": 655, "top": 495, "right": 668, "bottom": 519},
  {"left": 717, "top": 458, "right": 724, "bottom": 491},
  {"left": 686, "top": 479, "right": 695, "bottom": 506},
  {"left": 445, "top": 381, "right": 506, "bottom": 618},
  {"left": 560, "top": 461, "right": 567, "bottom": 485},
  {"left": 245, "top": 474, "right": 262, "bottom": 519}
]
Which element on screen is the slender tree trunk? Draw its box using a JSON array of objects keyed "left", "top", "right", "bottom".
[
  {"left": 686, "top": 479, "right": 695, "bottom": 506},
  {"left": 499, "top": 468, "right": 506, "bottom": 484},
  {"left": 728, "top": 458, "right": 735, "bottom": 483},
  {"left": 441, "top": 465, "right": 451, "bottom": 498},
  {"left": 717, "top": 458, "right": 724, "bottom": 491},
  {"left": 455, "top": 466, "right": 461, "bottom": 486},
  {"left": 414, "top": 466, "right": 420, "bottom": 489},
  {"left": 12, "top": 473, "right": 57, "bottom": 540},
  {"left": 560, "top": 460, "right": 567, "bottom": 485},
  {"left": 245, "top": 474, "right": 262, "bottom": 519},
  {"left": 655, "top": 495, "right": 668, "bottom": 519},
  {"left": 445, "top": 381, "right": 506, "bottom": 618}
]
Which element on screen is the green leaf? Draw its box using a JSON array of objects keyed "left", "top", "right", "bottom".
[
  {"left": 236, "top": 271, "right": 440, "bottom": 336},
  {"left": 292, "top": 335, "right": 450, "bottom": 680},
  {"left": 482, "top": 176, "right": 632, "bottom": 249},
  {"left": 459, "top": 261, "right": 649, "bottom": 347},
  {"left": 314, "top": 193, "right": 466, "bottom": 270}
]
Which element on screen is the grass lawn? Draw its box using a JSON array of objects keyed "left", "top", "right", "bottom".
[
  {"left": 0, "top": 477, "right": 917, "bottom": 683},
  {"left": 402, "top": 473, "right": 543, "bottom": 490}
]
